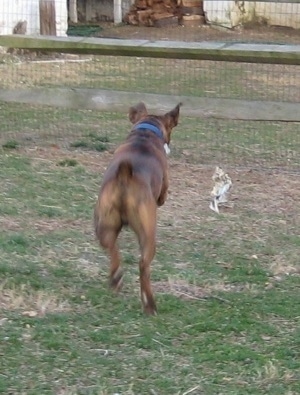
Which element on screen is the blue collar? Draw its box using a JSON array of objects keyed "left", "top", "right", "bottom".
[{"left": 134, "top": 122, "right": 164, "bottom": 140}]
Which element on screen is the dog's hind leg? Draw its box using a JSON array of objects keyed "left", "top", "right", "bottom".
[
  {"left": 106, "top": 229, "right": 123, "bottom": 290},
  {"left": 96, "top": 221, "right": 123, "bottom": 291},
  {"left": 132, "top": 200, "right": 157, "bottom": 315},
  {"left": 157, "top": 171, "right": 169, "bottom": 207},
  {"left": 95, "top": 193, "right": 123, "bottom": 291}
]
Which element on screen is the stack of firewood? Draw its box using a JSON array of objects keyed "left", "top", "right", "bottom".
[{"left": 124, "top": 0, "right": 180, "bottom": 27}]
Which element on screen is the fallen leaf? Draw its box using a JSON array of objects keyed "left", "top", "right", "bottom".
[
  {"left": 22, "top": 311, "right": 38, "bottom": 318},
  {"left": 261, "top": 335, "right": 272, "bottom": 341},
  {"left": 0, "top": 318, "right": 8, "bottom": 326}
]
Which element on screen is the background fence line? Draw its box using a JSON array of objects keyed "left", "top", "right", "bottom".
[{"left": 0, "top": 35, "right": 300, "bottom": 64}]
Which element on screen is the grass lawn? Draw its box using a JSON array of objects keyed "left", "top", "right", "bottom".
[
  {"left": 0, "top": 102, "right": 299, "bottom": 171},
  {"left": 0, "top": 103, "right": 299, "bottom": 394}
]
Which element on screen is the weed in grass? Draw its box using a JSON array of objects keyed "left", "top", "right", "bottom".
[
  {"left": 94, "top": 142, "right": 108, "bottom": 152},
  {"left": 70, "top": 138, "right": 109, "bottom": 152},
  {"left": 2, "top": 139, "right": 19, "bottom": 149},
  {"left": 70, "top": 140, "right": 89, "bottom": 149},
  {"left": 57, "top": 158, "right": 78, "bottom": 167},
  {"left": 1, "top": 233, "right": 29, "bottom": 254},
  {"left": 38, "top": 205, "right": 63, "bottom": 218},
  {"left": 87, "top": 132, "right": 109, "bottom": 143}
]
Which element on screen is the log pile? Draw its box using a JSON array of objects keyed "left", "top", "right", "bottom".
[{"left": 124, "top": 0, "right": 180, "bottom": 27}]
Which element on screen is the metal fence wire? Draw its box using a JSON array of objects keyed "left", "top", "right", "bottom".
[
  {"left": 0, "top": 0, "right": 299, "bottom": 172},
  {"left": 1, "top": 1, "right": 299, "bottom": 38}
]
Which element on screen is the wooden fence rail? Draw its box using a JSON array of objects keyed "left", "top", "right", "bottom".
[{"left": 0, "top": 35, "right": 299, "bottom": 65}]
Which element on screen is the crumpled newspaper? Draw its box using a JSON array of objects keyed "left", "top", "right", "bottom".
[{"left": 209, "top": 166, "right": 232, "bottom": 214}]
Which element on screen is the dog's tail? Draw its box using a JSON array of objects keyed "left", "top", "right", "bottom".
[{"left": 117, "top": 161, "right": 133, "bottom": 184}]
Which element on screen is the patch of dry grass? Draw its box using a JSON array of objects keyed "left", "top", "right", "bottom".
[
  {"left": 0, "top": 282, "right": 69, "bottom": 315},
  {"left": 255, "top": 360, "right": 297, "bottom": 386},
  {"left": 270, "top": 254, "right": 300, "bottom": 277}
]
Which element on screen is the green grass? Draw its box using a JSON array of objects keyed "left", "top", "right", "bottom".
[
  {"left": 70, "top": 134, "right": 109, "bottom": 152},
  {"left": 0, "top": 102, "right": 299, "bottom": 171},
  {"left": 57, "top": 158, "right": 79, "bottom": 167},
  {"left": 2, "top": 139, "right": 19, "bottom": 149},
  {"left": 0, "top": 129, "right": 299, "bottom": 394},
  {"left": 67, "top": 24, "right": 103, "bottom": 37}
]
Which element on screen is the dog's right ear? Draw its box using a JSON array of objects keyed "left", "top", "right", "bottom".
[
  {"left": 164, "top": 102, "right": 182, "bottom": 129},
  {"left": 129, "top": 102, "right": 148, "bottom": 124}
]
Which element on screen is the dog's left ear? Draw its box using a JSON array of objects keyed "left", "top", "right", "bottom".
[
  {"left": 129, "top": 102, "right": 148, "bottom": 124},
  {"left": 163, "top": 102, "right": 182, "bottom": 129}
]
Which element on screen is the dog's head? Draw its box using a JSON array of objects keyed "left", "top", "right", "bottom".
[{"left": 129, "top": 102, "right": 182, "bottom": 154}]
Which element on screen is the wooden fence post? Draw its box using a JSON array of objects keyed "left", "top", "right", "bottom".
[
  {"left": 39, "top": 0, "right": 57, "bottom": 36},
  {"left": 69, "top": 0, "right": 78, "bottom": 24}
]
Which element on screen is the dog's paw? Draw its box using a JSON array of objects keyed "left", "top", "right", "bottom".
[
  {"left": 143, "top": 304, "right": 157, "bottom": 316},
  {"left": 142, "top": 292, "right": 157, "bottom": 315},
  {"left": 109, "top": 268, "right": 123, "bottom": 291}
]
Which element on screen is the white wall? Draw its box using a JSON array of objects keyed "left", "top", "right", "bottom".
[
  {"left": 204, "top": 1, "right": 300, "bottom": 29},
  {"left": 0, "top": 0, "right": 68, "bottom": 36},
  {"left": 204, "top": 0, "right": 233, "bottom": 27},
  {"left": 255, "top": 1, "right": 300, "bottom": 29}
]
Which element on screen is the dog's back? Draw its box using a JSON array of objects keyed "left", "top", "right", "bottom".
[{"left": 95, "top": 127, "right": 166, "bottom": 235}]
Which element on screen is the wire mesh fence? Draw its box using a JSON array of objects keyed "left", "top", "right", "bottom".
[
  {"left": 1, "top": 0, "right": 300, "bottom": 40},
  {"left": 1, "top": 56, "right": 299, "bottom": 102},
  {"left": 0, "top": 101, "right": 299, "bottom": 173},
  {"left": 0, "top": 55, "right": 299, "bottom": 171},
  {"left": 0, "top": 0, "right": 299, "bottom": 173}
]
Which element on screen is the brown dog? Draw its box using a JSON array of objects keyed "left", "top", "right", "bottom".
[{"left": 94, "top": 102, "right": 181, "bottom": 315}]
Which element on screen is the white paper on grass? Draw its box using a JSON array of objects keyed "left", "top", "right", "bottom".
[{"left": 210, "top": 166, "right": 232, "bottom": 214}]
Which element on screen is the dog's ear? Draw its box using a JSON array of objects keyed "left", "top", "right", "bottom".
[
  {"left": 129, "top": 102, "right": 148, "bottom": 124},
  {"left": 163, "top": 102, "right": 182, "bottom": 129}
]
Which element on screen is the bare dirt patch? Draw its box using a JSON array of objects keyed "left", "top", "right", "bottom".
[
  {"left": 23, "top": 146, "right": 111, "bottom": 174},
  {"left": 33, "top": 218, "right": 87, "bottom": 233},
  {"left": 270, "top": 253, "right": 300, "bottom": 277},
  {"left": 96, "top": 22, "right": 300, "bottom": 45},
  {"left": 0, "top": 216, "right": 22, "bottom": 231},
  {"left": 166, "top": 163, "right": 300, "bottom": 224}
]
